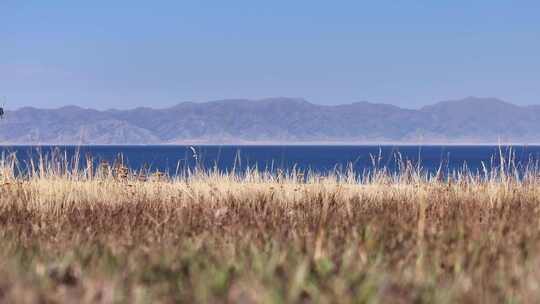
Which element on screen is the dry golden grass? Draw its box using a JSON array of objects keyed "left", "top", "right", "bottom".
[{"left": 1, "top": 153, "right": 540, "bottom": 303}]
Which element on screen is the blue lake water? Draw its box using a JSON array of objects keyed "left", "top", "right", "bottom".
[{"left": 1, "top": 145, "right": 540, "bottom": 176}]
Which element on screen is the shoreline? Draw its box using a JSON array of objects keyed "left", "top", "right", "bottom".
[{"left": 2, "top": 142, "right": 540, "bottom": 147}]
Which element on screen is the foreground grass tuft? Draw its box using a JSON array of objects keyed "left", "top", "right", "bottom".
[{"left": 0, "top": 154, "right": 540, "bottom": 303}]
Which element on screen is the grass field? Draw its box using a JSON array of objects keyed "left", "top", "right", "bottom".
[{"left": 1, "top": 153, "right": 540, "bottom": 303}]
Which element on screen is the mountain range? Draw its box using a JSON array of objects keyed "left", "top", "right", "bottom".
[{"left": 1, "top": 97, "right": 539, "bottom": 144}]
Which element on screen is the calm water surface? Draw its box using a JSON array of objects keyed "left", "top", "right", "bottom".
[{"left": 1, "top": 145, "right": 540, "bottom": 176}]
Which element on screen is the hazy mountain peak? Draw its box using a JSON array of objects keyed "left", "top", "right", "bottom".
[
  {"left": 344, "top": 101, "right": 402, "bottom": 109},
  {"left": 421, "top": 97, "right": 518, "bottom": 112},
  {"left": 258, "top": 97, "right": 310, "bottom": 104},
  {"left": 57, "top": 105, "right": 85, "bottom": 111},
  {"left": 1, "top": 97, "right": 539, "bottom": 144}
]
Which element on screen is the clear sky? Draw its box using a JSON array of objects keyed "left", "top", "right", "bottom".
[{"left": 2, "top": 1, "right": 540, "bottom": 109}]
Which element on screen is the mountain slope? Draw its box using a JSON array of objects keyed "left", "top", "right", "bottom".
[
  {"left": 1, "top": 97, "right": 539, "bottom": 144},
  {"left": 420, "top": 97, "right": 540, "bottom": 141}
]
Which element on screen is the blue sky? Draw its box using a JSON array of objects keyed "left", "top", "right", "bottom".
[{"left": 2, "top": 1, "right": 540, "bottom": 109}]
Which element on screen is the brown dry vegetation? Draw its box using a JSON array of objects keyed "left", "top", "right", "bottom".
[{"left": 0, "top": 154, "right": 540, "bottom": 303}]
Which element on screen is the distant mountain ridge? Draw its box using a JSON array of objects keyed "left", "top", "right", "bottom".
[{"left": 1, "top": 97, "right": 540, "bottom": 144}]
